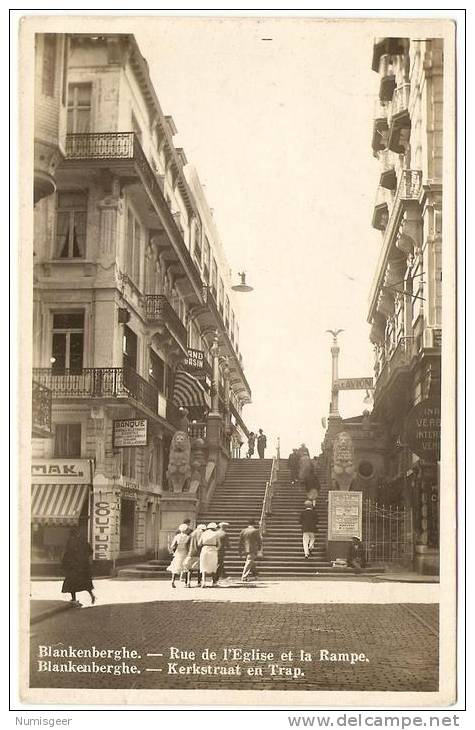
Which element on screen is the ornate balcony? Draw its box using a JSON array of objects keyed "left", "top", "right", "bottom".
[
  {"left": 372, "top": 113, "right": 389, "bottom": 155},
  {"left": 379, "top": 74, "right": 396, "bottom": 103},
  {"left": 374, "top": 336, "right": 414, "bottom": 398},
  {"left": 32, "top": 366, "right": 159, "bottom": 415},
  {"left": 388, "top": 84, "right": 411, "bottom": 154},
  {"left": 142, "top": 294, "right": 188, "bottom": 353},
  {"left": 372, "top": 188, "right": 389, "bottom": 231},
  {"left": 32, "top": 380, "right": 52, "bottom": 437},
  {"left": 372, "top": 38, "right": 406, "bottom": 73}
]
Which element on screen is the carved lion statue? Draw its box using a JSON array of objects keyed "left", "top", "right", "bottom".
[
  {"left": 166, "top": 431, "right": 192, "bottom": 493},
  {"left": 332, "top": 430, "right": 356, "bottom": 491}
]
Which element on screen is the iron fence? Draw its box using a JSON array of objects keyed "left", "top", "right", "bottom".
[{"left": 363, "top": 498, "right": 413, "bottom": 564}]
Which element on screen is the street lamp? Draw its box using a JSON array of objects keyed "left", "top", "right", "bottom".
[{"left": 231, "top": 271, "right": 253, "bottom": 292}]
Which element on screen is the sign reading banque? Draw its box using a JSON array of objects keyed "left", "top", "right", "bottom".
[
  {"left": 405, "top": 398, "right": 441, "bottom": 462},
  {"left": 113, "top": 419, "right": 148, "bottom": 447}
]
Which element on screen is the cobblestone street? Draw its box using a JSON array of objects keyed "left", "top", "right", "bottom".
[{"left": 30, "top": 596, "right": 438, "bottom": 693}]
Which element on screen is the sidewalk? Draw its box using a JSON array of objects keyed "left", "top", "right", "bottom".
[{"left": 29, "top": 576, "right": 439, "bottom": 623}]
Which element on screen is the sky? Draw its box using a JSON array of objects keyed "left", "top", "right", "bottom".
[{"left": 137, "top": 18, "right": 382, "bottom": 456}]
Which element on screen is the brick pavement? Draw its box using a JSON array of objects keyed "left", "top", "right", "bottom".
[{"left": 29, "top": 601, "right": 438, "bottom": 692}]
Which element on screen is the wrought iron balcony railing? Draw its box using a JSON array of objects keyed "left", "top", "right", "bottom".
[
  {"left": 32, "top": 380, "right": 52, "bottom": 436},
  {"left": 32, "top": 366, "right": 158, "bottom": 414},
  {"left": 374, "top": 336, "right": 414, "bottom": 394},
  {"left": 142, "top": 294, "right": 187, "bottom": 350},
  {"left": 390, "top": 83, "right": 411, "bottom": 118}
]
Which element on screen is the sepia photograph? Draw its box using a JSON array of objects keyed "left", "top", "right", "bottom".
[{"left": 17, "top": 14, "right": 457, "bottom": 707}]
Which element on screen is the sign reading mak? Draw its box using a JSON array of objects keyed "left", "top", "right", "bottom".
[
  {"left": 405, "top": 399, "right": 441, "bottom": 462},
  {"left": 328, "top": 491, "right": 362, "bottom": 542},
  {"left": 334, "top": 377, "right": 373, "bottom": 391},
  {"left": 113, "top": 419, "right": 148, "bottom": 448},
  {"left": 31, "top": 459, "right": 92, "bottom": 484}
]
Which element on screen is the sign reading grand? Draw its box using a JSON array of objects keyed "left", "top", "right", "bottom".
[
  {"left": 31, "top": 459, "right": 92, "bottom": 484},
  {"left": 334, "top": 377, "right": 373, "bottom": 391},
  {"left": 184, "top": 348, "right": 204, "bottom": 370},
  {"left": 113, "top": 419, "right": 148, "bottom": 448},
  {"left": 328, "top": 491, "right": 362, "bottom": 542},
  {"left": 405, "top": 398, "right": 441, "bottom": 462}
]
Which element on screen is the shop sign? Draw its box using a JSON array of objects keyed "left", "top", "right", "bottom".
[
  {"left": 334, "top": 377, "right": 373, "bottom": 391},
  {"left": 93, "top": 499, "right": 111, "bottom": 560},
  {"left": 31, "top": 459, "right": 92, "bottom": 484},
  {"left": 121, "top": 479, "right": 139, "bottom": 499},
  {"left": 184, "top": 348, "right": 204, "bottom": 370},
  {"left": 113, "top": 419, "right": 148, "bottom": 448},
  {"left": 406, "top": 399, "right": 441, "bottom": 462},
  {"left": 328, "top": 491, "right": 362, "bottom": 542}
]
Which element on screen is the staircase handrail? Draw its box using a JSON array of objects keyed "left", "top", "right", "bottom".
[{"left": 259, "top": 456, "right": 278, "bottom": 538}]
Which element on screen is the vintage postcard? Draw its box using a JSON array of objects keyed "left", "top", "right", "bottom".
[{"left": 17, "top": 14, "right": 457, "bottom": 708}]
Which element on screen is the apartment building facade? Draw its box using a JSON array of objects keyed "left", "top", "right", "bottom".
[
  {"left": 31, "top": 33, "right": 251, "bottom": 573},
  {"left": 368, "top": 37, "right": 443, "bottom": 574}
]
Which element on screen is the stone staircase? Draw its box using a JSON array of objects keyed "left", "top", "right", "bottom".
[{"left": 116, "top": 458, "right": 272, "bottom": 580}]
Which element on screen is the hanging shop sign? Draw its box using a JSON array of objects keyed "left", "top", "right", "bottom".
[
  {"left": 113, "top": 419, "right": 148, "bottom": 448},
  {"left": 31, "top": 459, "right": 92, "bottom": 484},
  {"left": 184, "top": 348, "right": 204, "bottom": 370},
  {"left": 327, "top": 491, "right": 362, "bottom": 541},
  {"left": 334, "top": 377, "right": 374, "bottom": 391},
  {"left": 405, "top": 398, "right": 441, "bottom": 462}
]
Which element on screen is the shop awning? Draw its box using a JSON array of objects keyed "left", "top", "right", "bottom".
[
  {"left": 31, "top": 483, "right": 90, "bottom": 525},
  {"left": 173, "top": 370, "right": 211, "bottom": 409}
]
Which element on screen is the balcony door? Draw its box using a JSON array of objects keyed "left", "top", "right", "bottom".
[
  {"left": 51, "top": 312, "right": 84, "bottom": 374},
  {"left": 67, "top": 83, "right": 92, "bottom": 134},
  {"left": 122, "top": 325, "right": 138, "bottom": 372}
]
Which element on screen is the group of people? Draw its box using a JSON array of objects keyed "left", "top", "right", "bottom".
[
  {"left": 167, "top": 517, "right": 263, "bottom": 586},
  {"left": 246, "top": 429, "right": 267, "bottom": 459}
]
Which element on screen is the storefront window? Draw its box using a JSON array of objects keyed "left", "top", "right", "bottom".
[{"left": 120, "top": 498, "right": 135, "bottom": 551}]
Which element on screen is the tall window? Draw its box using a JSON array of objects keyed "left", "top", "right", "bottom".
[
  {"left": 42, "top": 34, "right": 57, "bottom": 97},
  {"left": 194, "top": 223, "right": 202, "bottom": 264},
  {"left": 55, "top": 192, "right": 87, "bottom": 259},
  {"left": 54, "top": 424, "right": 81, "bottom": 458},
  {"left": 67, "top": 83, "right": 92, "bottom": 133},
  {"left": 123, "top": 325, "right": 138, "bottom": 372},
  {"left": 203, "top": 238, "right": 211, "bottom": 284},
  {"left": 131, "top": 112, "right": 143, "bottom": 145},
  {"left": 211, "top": 257, "right": 218, "bottom": 299},
  {"left": 218, "top": 278, "right": 224, "bottom": 315},
  {"left": 225, "top": 295, "right": 230, "bottom": 328},
  {"left": 149, "top": 349, "right": 165, "bottom": 393},
  {"left": 51, "top": 312, "right": 84, "bottom": 374},
  {"left": 126, "top": 209, "right": 142, "bottom": 288},
  {"left": 121, "top": 448, "right": 137, "bottom": 479}
]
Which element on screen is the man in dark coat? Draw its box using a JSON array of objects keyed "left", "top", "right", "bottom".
[
  {"left": 239, "top": 519, "right": 262, "bottom": 581},
  {"left": 288, "top": 449, "right": 299, "bottom": 484},
  {"left": 346, "top": 536, "right": 366, "bottom": 573},
  {"left": 257, "top": 429, "right": 267, "bottom": 459},
  {"left": 299, "top": 500, "right": 319, "bottom": 558}
]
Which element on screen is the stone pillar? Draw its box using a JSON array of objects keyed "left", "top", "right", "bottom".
[
  {"left": 210, "top": 332, "right": 220, "bottom": 415},
  {"left": 97, "top": 180, "right": 123, "bottom": 272},
  {"left": 157, "top": 493, "right": 198, "bottom": 559},
  {"left": 327, "top": 330, "right": 343, "bottom": 417}
]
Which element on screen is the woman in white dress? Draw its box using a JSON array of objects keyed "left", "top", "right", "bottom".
[
  {"left": 199, "top": 522, "right": 219, "bottom": 588},
  {"left": 167, "top": 523, "right": 191, "bottom": 588}
]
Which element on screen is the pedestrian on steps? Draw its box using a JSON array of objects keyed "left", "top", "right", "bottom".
[
  {"left": 299, "top": 500, "right": 319, "bottom": 559},
  {"left": 239, "top": 519, "right": 262, "bottom": 581},
  {"left": 183, "top": 523, "right": 206, "bottom": 587},
  {"left": 167, "top": 524, "right": 191, "bottom": 587},
  {"left": 247, "top": 432, "right": 256, "bottom": 459},
  {"left": 257, "top": 429, "right": 267, "bottom": 459},
  {"left": 288, "top": 448, "right": 299, "bottom": 484},
  {"left": 213, "top": 522, "right": 231, "bottom": 586}
]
